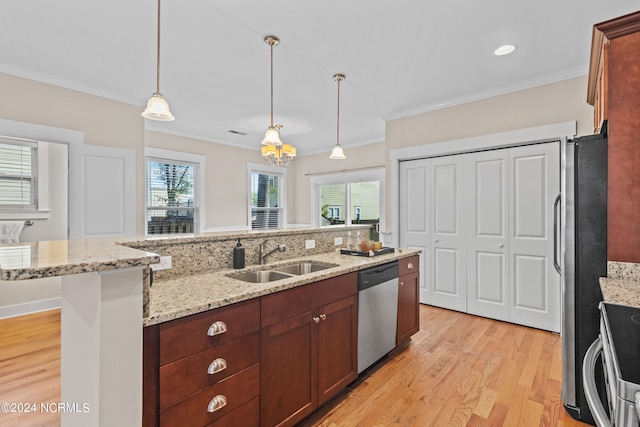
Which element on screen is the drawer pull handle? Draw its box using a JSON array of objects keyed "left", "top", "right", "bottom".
[
  {"left": 207, "top": 395, "right": 227, "bottom": 413},
  {"left": 313, "top": 317, "right": 320, "bottom": 324},
  {"left": 207, "top": 321, "right": 227, "bottom": 337},
  {"left": 320, "top": 314, "right": 327, "bottom": 321},
  {"left": 407, "top": 262, "right": 414, "bottom": 269},
  {"left": 207, "top": 358, "right": 228, "bottom": 375}
]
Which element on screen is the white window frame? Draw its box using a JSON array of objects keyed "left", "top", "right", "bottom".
[
  {"left": 0, "top": 135, "right": 51, "bottom": 221},
  {"left": 310, "top": 167, "right": 385, "bottom": 229},
  {"left": 145, "top": 147, "right": 206, "bottom": 234},
  {"left": 247, "top": 162, "right": 287, "bottom": 229}
]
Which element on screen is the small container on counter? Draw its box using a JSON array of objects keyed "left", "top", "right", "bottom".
[{"left": 233, "top": 238, "right": 245, "bottom": 269}]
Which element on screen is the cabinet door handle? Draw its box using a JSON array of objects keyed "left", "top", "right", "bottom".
[
  {"left": 407, "top": 262, "right": 414, "bottom": 269},
  {"left": 320, "top": 314, "right": 327, "bottom": 321},
  {"left": 207, "top": 358, "right": 228, "bottom": 375},
  {"left": 207, "top": 395, "right": 227, "bottom": 413},
  {"left": 207, "top": 321, "right": 227, "bottom": 337},
  {"left": 498, "top": 243, "right": 504, "bottom": 248},
  {"left": 313, "top": 317, "right": 320, "bottom": 324},
  {"left": 399, "top": 281, "right": 404, "bottom": 287}
]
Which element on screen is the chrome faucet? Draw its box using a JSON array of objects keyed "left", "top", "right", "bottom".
[{"left": 259, "top": 240, "right": 286, "bottom": 265}]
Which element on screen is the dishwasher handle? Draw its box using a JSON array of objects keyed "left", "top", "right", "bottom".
[{"left": 358, "top": 262, "right": 399, "bottom": 290}]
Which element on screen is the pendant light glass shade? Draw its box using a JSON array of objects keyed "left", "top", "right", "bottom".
[
  {"left": 142, "top": 93, "right": 174, "bottom": 121},
  {"left": 329, "top": 144, "right": 345, "bottom": 160},
  {"left": 261, "top": 36, "right": 282, "bottom": 146},
  {"left": 330, "top": 74, "right": 346, "bottom": 159},
  {"left": 142, "top": 0, "right": 174, "bottom": 121}
]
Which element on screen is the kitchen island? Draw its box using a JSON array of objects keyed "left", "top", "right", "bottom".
[
  {"left": 0, "top": 239, "right": 159, "bottom": 427},
  {"left": 0, "top": 228, "right": 421, "bottom": 427}
]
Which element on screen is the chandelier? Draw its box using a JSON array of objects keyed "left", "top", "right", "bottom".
[
  {"left": 262, "top": 124, "right": 296, "bottom": 166},
  {"left": 261, "top": 36, "right": 282, "bottom": 146}
]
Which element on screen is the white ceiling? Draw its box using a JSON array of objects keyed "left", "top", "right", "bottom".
[{"left": 1, "top": 1, "right": 637, "bottom": 156}]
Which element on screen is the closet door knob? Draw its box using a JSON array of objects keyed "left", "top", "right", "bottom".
[{"left": 499, "top": 243, "right": 504, "bottom": 248}]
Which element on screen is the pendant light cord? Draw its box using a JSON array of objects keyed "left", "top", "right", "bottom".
[
  {"left": 269, "top": 41, "right": 274, "bottom": 127},
  {"left": 336, "top": 77, "right": 341, "bottom": 147},
  {"left": 156, "top": 0, "right": 161, "bottom": 95}
]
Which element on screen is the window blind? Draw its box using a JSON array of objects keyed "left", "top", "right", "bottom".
[
  {"left": 146, "top": 158, "right": 197, "bottom": 235},
  {"left": 0, "top": 137, "right": 37, "bottom": 209},
  {"left": 251, "top": 171, "right": 281, "bottom": 229}
]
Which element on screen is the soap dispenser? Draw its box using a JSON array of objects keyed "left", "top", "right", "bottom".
[{"left": 233, "top": 238, "right": 245, "bottom": 269}]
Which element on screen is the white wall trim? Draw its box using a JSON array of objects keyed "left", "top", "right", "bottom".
[
  {"left": 383, "top": 67, "right": 587, "bottom": 121},
  {"left": 145, "top": 147, "right": 207, "bottom": 233},
  {"left": 0, "top": 297, "right": 61, "bottom": 319},
  {"left": 389, "top": 121, "right": 576, "bottom": 248}
]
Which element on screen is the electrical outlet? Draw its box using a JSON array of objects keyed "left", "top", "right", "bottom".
[
  {"left": 305, "top": 239, "right": 316, "bottom": 249},
  {"left": 334, "top": 237, "right": 343, "bottom": 246},
  {"left": 151, "top": 256, "right": 172, "bottom": 271}
]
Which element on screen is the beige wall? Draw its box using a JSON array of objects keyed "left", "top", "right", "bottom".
[
  {"left": 290, "top": 142, "right": 386, "bottom": 225},
  {"left": 145, "top": 130, "right": 271, "bottom": 229},
  {"left": 384, "top": 75, "right": 594, "bottom": 223}
]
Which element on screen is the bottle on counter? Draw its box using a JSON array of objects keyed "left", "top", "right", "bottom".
[{"left": 233, "top": 238, "right": 245, "bottom": 269}]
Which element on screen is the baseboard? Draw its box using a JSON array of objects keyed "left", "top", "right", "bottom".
[{"left": 0, "top": 297, "right": 61, "bottom": 319}]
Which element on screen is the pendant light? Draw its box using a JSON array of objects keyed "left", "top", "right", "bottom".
[
  {"left": 330, "top": 74, "right": 346, "bottom": 159},
  {"left": 142, "top": 0, "right": 175, "bottom": 121},
  {"left": 261, "top": 36, "right": 282, "bottom": 146}
]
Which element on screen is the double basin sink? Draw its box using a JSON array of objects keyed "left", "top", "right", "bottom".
[{"left": 228, "top": 261, "right": 338, "bottom": 283}]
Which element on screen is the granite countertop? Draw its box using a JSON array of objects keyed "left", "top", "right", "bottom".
[
  {"left": 145, "top": 248, "right": 421, "bottom": 326},
  {"left": 0, "top": 240, "right": 160, "bottom": 280},
  {"left": 600, "top": 277, "right": 640, "bottom": 309},
  {"left": 599, "top": 261, "right": 640, "bottom": 309}
]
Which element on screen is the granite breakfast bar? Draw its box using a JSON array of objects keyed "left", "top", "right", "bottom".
[{"left": 0, "top": 240, "right": 160, "bottom": 427}]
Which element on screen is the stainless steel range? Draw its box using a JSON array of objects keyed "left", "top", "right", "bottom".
[{"left": 584, "top": 302, "right": 640, "bottom": 426}]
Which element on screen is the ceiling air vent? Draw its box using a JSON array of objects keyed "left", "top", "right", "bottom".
[{"left": 227, "top": 130, "right": 247, "bottom": 136}]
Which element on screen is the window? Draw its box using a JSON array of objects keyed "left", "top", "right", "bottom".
[
  {"left": 145, "top": 147, "right": 206, "bottom": 235},
  {"left": 312, "top": 168, "right": 384, "bottom": 240},
  {"left": 0, "top": 137, "right": 37, "bottom": 209},
  {"left": 248, "top": 163, "right": 286, "bottom": 230}
]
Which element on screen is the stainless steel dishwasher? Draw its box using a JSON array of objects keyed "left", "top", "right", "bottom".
[{"left": 357, "top": 261, "right": 399, "bottom": 373}]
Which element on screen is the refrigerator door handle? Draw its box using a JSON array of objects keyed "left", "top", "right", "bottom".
[{"left": 553, "top": 194, "right": 562, "bottom": 275}]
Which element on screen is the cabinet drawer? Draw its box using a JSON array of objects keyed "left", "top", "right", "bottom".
[
  {"left": 160, "top": 299, "right": 260, "bottom": 365},
  {"left": 312, "top": 272, "right": 357, "bottom": 309},
  {"left": 159, "top": 331, "right": 260, "bottom": 408},
  {"left": 160, "top": 364, "right": 260, "bottom": 427},
  {"left": 261, "top": 283, "right": 314, "bottom": 327},
  {"left": 399, "top": 255, "right": 419, "bottom": 277},
  {"left": 205, "top": 397, "right": 259, "bottom": 427}
]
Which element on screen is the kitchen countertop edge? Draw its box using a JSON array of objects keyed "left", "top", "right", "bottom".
[{"left": 144, "top": 249, "right": 421, "bottom": 326}]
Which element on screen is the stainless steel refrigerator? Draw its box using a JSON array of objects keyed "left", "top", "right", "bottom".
[{"left": 559, "top": 130, "right": 608, "bottom": 425}]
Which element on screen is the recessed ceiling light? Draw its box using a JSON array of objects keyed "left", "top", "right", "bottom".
[{"left": 494, "top": 44, "right": 517, "bottom": 56}]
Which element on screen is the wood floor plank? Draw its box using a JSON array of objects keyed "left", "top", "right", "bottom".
[{"left": 1, "top": 305, "right": 591, "bottom": 427}]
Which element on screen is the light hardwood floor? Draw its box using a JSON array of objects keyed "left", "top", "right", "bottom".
[{"left": 0, "top": 306, "right": 589, "bottom": 426}]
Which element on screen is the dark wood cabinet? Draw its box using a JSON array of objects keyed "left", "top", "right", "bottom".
[
  {"left": 260, "top": 273, "right": 358, "bottom": 427},
  {"left": 588, "top": 11, "right": 640, "bottom": 263},
  {"left": 144, "top": 299, "right": 261, "bottom": 427},
  {"left": 397, "top": 255, "right": 420, "bottom": 346}
]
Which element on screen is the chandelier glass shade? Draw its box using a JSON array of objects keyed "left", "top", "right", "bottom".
[{"left": 262, "top": 124, "right": 296, "bottom": 166}]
